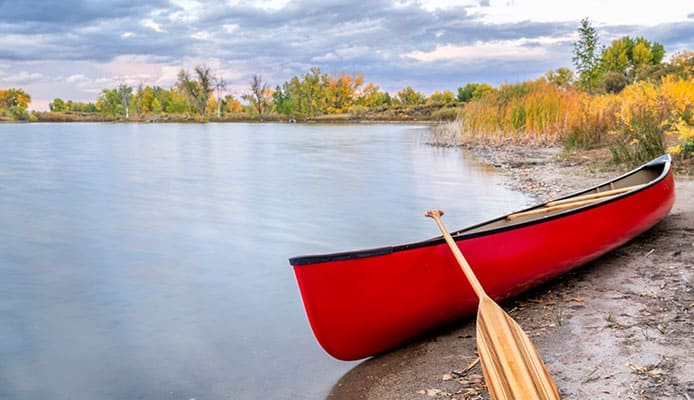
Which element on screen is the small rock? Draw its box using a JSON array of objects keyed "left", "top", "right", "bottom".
[{"left": 426, "top": 388, "right": 442, "bottom": 396}]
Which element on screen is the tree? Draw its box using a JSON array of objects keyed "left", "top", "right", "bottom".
[
  {"left": 600, "top": 36, "right": 665, "bottom": 84},
  {"left": 572, "top": 18, "right": 602, "bottom": 92},
  {"left": 151, "top": 86, "right": 175, "bottom": 113},
  {"left": 299, "top": 67, "right": 326, "bottom": 115},
  {"left": 0, "top": 89, "right": 31, "bottom": 117},
  {"left": 324, "top": 73, "right": 364, "bottom": 113},
  {"left": 273, "top": 83, "right": 295, "bottom": 115},
  {"left": 177, "top": 65, "right": 213, "bottom": 116},
  {"left": 457, "top": 83, "right": 493, "bottom": 102},
  {"left": 49, "top": 98, "right": 66, "bottom": 112},
  {"left": 96, "top": 88, "right": 124, "bottom": 117},
  {"left": 544, "top": 68, "right": 574, "bottom": 89},
  {"left": 224, "top": 95, "right": 243, "bottom": 113},
  {"left": 0, "top": 88, "right": 31, "bottom": 121},
  {"left": 165, "top": 89, "right": 190, "bottom": 114},
  {"left": 137, "top": 86, "right": 155, "bottom": 114},
  {"left": 132, "top": 82, "right": 146, "bottom": 117},
  {"left": 243, "top": 74, "right": 271, "bottom": 115},
  {"left": 151, "top": 98, "right": 162, "bottom": 115},
  {"left": 396, "top": 87, "right": 426, "bottom": 106},
  {"left": 116, "top": 84, "right": 132, "bottom": 119},
  {"left": 356, "top": 82, "right": 391, "bottom": 108},
  {"left": 213, "top": 75, "right": 226, "bottom": 118},
  {"left": 427, "top": 90, "right": 456, "bottom": 104}
]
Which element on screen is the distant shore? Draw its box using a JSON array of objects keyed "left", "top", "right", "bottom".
[
  {"left": 327, "top": 144, "right": 693, "bottom": 400},
  {"left": 7, "top": 103, "right": 459, "bottom": 124}
]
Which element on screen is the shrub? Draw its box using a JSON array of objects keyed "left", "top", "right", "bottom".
[{"left": 609, "top": 76, "right": 694, "bottom": 164}]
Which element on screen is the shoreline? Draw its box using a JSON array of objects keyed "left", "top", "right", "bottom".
[{"left": 327, "top": 145, "right": 693, "bottom": 399}]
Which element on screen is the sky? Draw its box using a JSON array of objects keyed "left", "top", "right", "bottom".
[{"left": 0, "top": 0, "right": 692, "bottom": 110}]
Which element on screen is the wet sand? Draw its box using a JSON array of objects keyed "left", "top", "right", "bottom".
[{"left": 327, "top": 146, "right": 693, "bottom": 400}]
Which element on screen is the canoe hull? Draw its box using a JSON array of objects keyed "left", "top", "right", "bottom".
[{"left": 291, "top": 156, "right": 675, "bottom": 361}]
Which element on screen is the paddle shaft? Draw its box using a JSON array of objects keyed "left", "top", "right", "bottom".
[
  {"left": 425, "top": 210, "right": 487, "bottom": 300},
  {"left": 425, "top": 209, "right": 561, "bottom": 400}
]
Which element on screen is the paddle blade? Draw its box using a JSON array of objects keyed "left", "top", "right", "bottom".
[{"left": 476, "top": 297, "right": 561, "bottom": 400}]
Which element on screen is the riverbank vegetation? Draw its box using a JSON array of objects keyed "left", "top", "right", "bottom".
[
  {"left": 439, "top": 18, "right": 693, "bottom": 166},
  {"left": 2, "top": 19, "right": 692, "bottom": 166}
]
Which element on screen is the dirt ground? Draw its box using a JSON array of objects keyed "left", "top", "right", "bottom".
[{"left": 327, "top": 146, "right": 693, "bottom": 400}]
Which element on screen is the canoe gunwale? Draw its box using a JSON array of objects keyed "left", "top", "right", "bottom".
[{"left": 289, "top": 155, "right": 672, "bottom": 267}]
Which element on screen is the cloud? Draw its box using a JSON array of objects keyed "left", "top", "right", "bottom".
[
  {"left": 0, "top": 71, "right": 44, "bottom": 84},
  {"left": 1, "top": 0, "right": 692, "bottom": 108},
  {"left": 142, "top": 19, "right": 165, "bottom": 32},
  {"left": 404, "top": 36, "right": 573, "bottom": 62}
]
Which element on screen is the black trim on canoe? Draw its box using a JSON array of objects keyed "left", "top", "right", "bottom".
[{"left": 289, "top": 155, "right": 671, "bottom": 266}]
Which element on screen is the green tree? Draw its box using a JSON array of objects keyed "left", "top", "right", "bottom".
[
  {"left": 572, "top": 17, "right": 602, "bottom": 92},
  {"left": 457, "top": 83, "right": 493, "bottom": 102},
  {"left": 177, "top": 65, "right": 213, "bottom": 116},
  {"left": 300, "top": 67, "right": 326, "bottom": 115},
  {"left": 9, "top": 106, "right": 29, "bottom": 120},
  {"left": 96, "top": 88, "right": 124, "bottom": 117},
  {"left": 151, "top": 98, "right": 162, "bottom": 115},
  {"left": 273, "top": 83, "right": 295, "bottom": 115},
  {"left": 116, "top": 84, "right": 133, "bottom": 119},
  {"left": 49, "top": 98, "right": 66, "bottom": 112},
  {"left": 599, "top": 36, "right": 665, "bottom": 86},
  {"left": 132, "top": 83, "right": 145, "bottom": 117},
  {"left": 150, "top": 86, "right": 173, "bottom": 113},
  {"left": 165, "top": 89, "right": 190, "bottom": 114}
]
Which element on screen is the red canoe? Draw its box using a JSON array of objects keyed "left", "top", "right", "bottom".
[{"left": 289, "top": 155, "right": 675, "bottom": 361}]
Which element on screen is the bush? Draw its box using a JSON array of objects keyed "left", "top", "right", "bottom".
[
  {"left": 608, "top": 76, "right": 694, "bottom": 164},
  {"left": 9, "top": 105, "right": 29, "bottom": 120}
]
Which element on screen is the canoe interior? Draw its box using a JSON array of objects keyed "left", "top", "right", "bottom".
[{"left": 458, "top": 166, "right": 661, "bottom": 234}]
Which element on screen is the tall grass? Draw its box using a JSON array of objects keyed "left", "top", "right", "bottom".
[
  {"left": 455, "top": 79, "right": 585, "bottom": 145},
  {"left": 442, "top": 74, "right": 694, "bottom": 164}
]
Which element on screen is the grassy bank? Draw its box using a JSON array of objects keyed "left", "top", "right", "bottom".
[{"left": 434, "top": 74, "right": 694, "bottom": 169}]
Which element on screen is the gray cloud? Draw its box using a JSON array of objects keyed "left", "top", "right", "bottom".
[
  {"left": 1, "top": 0, "right": 692, "bottom": 106},
  {"left": 638, "top": 22, "right": 694, "bottom": 53}
]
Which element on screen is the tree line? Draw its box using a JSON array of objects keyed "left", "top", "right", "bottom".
[{"left": 45, "top": 66, "right": 493, "bottom": 121}]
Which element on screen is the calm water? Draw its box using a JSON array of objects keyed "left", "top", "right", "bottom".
[{"left": 0, "top": 123, "right": 530, "bottom": 399}]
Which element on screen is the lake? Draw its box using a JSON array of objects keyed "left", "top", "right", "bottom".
[{"left": 0, "top": 122, "right": 530, "bottom": 399}]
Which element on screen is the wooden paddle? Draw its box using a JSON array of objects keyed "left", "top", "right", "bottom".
[{"left": 425, "top": 209, "right": 561, "bottom": 400}]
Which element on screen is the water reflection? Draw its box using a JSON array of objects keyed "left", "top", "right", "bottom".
[{"left": 0, "top": 123, "right": 529, "bottom": 399}]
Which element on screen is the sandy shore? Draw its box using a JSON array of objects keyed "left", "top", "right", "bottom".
[{"left": 327, "top": 146, "right": 693, "bottom": 400}]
